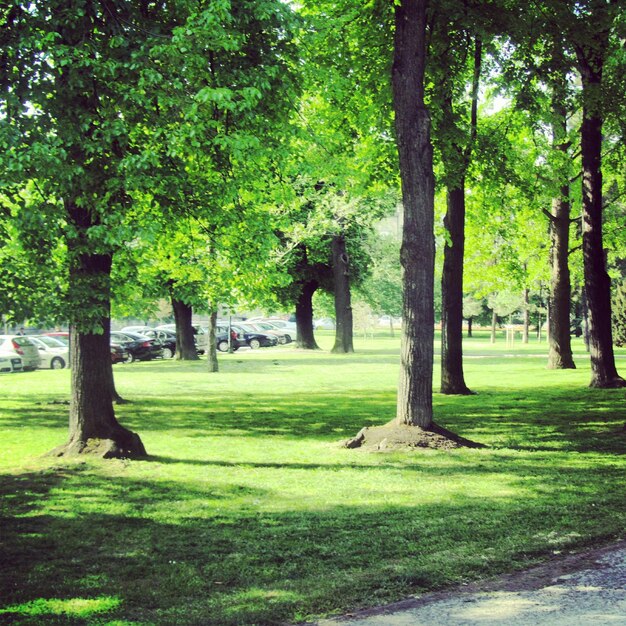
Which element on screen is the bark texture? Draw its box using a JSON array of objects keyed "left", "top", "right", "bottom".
[
  {"left": 295, "top": 280, "right": 320, "bottom": 350},
  {"left": 441, "top": 186, "right": 471, "bottom": 394},
  {"left": 172, "top": 298, "right": 199, "bottom": 360},
  {"left": 548, "top": 193, "right": 576, "bottom": 368},
  {"left": 547, "top": 91, "right": 576, "bottom": 369},
  {"left": 577, "top": 40, "right": 624, "bottom": 387},
  {"left": 393, "top": 0, "right": 434, "bottom": 428},
  {"left": 206, "top": 308, "right": 219, "bottom": 372},
  {"left": 331, "top": 234, "right": 354, "bottom": 354}
]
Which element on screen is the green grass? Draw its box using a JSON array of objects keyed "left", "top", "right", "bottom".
[{"left": 1, "top": 331, "right": 625, "bottom": 625}]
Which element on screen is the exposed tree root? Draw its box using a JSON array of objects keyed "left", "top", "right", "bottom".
[
  {"left": 48, "top": 430, "right": 147, "bottom": 459},
  {"left": 589, "top": 376, "right": 626, "bottom": 389},
  {"left": 344, "top": 420, "right": 484, "bottom": 451}
]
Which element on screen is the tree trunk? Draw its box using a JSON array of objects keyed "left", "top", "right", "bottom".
[
  {"left": 102, "top": 316, "right": 128, "bottom": 404},
  {"left": 578, "top": 52, "right": 624, "bottom": 387},
  {"left": 50, "top": 246, "right": 145, "bottom": 459},
  {"left": 172, "top": 298, "right": 199, "bottom": 360},
  {"left": 522, "top": 288, "right": 530, "bottom": 344},
  {"left": 441, "top": 186, "right": 472, "bottom": 394},
  {"left": 490, "top": 310, "right": 497, "bottom": 344},
  {"left": 295, "top": 280, "right": 320, "bottom": 350},
  {"left": 392, "top": 0, "right": 434, "bottom": 428},
  {"left": 548, "top": 191, "right": 576, "bottom": 368},
  {"left": 206, "top": 307, "right": 219, "bottom": 373},
  {"left": 547, "top": 91, "right": 576, "bottom": 369},
  {"left": 331, "top": 234, "right": 354, "bottom": 354},
  {"left": 467, "top": 317, "right": 473, "bottom": 338},
  {"left": 439, "top": 37, "right": 480, "bottom": 395}
]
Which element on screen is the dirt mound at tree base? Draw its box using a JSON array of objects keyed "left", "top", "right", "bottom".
[{"left": 343, "top": 421, "right": 484, "bottom": 451}]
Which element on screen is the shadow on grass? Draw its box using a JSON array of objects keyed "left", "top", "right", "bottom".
[
  {"left": 3, "top": 378, "right": 625, "bottom": 455},
  {"left": 1, "top": 461, "right": 624, "bottom": 626}
]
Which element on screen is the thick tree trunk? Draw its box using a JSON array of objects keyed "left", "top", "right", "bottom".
[
  {"left": 490, "top": 310, "right": 497, "bottom": 344},
  {"left": 206, "top": 307, "right": 219, "bottom": 372},
  {"left": 467, "top": 317, "right": 473, "bottom": 338},
  {"left": 392, "top": 0, "right": 434, "bottom": 428},
  {"left": 331, "top": 234, "right": 354, "bottom": 354},
  {"left": 295, "top": 280, "right": 320, "bottom": 350},
  {"left": 547, "top": 94, "right": 576, "bottom": 369},
  {"left": 548, "top": 192, "right": 576, "bottom": 368},
  {"left": 578, "top": 55, "right": 624, "bottom": 387},
  {"left": 441, "top": 186, "right": 472, "bottom": 394},
  {"left": 51, "top": 247, "right": 145, "bottom": 459},
  {"left": 172, "top": 298, "right": 199, "bottom": 360}
]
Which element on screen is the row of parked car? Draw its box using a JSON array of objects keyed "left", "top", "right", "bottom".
[
  {"left": 0, "top": 318, "right": 299, "bottom": 373},
  {"left": 0, "top": 334, "right": 69, "bottom": 372},
  {"left": 120, "top": 318, "right": 298, "bottom": 355}
]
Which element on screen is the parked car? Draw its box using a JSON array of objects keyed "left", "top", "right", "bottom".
[
  {"left": 214, "top": 327, "right": 241, "bottom": 353},
  {"left": 229, "top": 324, "right": 278, "bottom": 349},
  {"left": 110, "top": 331, "right": 163, "bottom": 362},
  {"left": 142, "top": 329, "right": 177, "bottom": 359},
  {"left": 155, "top": 323, "right": 208, "bottom": 354},
  {"left": 43, "top": 332, "right": 69, "bottom": 346},
  {"left": 0, "top": 335, "right": 41, "bottom": 371},
  {"left": 30, "top": 336, "right": 69, "bottom": 369},
  {"left": 263, "top": 318, "right": 298, "bottom": 336},
  {"left": 110, "top": 343, "right": 129, "bottom": 364},
  {"left": 0, "top": 350, "right": 24, "bottom": 373},
  {"left": 120, "top": 325, "right": 153, "bottom": 334},
  {"left": 244, "top": 321, "right": 292, "bottom": 344}
]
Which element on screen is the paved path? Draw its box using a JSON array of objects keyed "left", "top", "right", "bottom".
[{"left": 307, "top": 541, "right": 626, "bottom": 625}]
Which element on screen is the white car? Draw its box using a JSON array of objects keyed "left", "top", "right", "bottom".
[
  {"left": 30, "top": 336, "right": 70, "bottom": 369},
  {"left": 263, "top": 318, "right": 298, "bottom": 336},
  {"left": 0, "top": 335, "right": 41, "bottom": 371},
  {"left": 120, "top": 325, "right": 153, "bottom": 334},
  {"left": 0, "top": 350, "right": 24, "bottom": 373}
]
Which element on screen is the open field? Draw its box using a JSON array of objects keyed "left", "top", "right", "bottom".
[{"left": 1, "top": 332, "right": 625, "bottom": 625}]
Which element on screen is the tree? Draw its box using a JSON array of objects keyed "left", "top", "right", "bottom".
[
  {"left": 1, "top": 1, "right": 173, "bottom": 457},
  {"left": 1, "top": 0, "right": 301, "bottom": 455},
  {"left": 520, "top": 0, "right": 625, "bottom": 386},
  {"left": 572, "top": 1, "right": 625, "bottom": 387},
  {"left": 392, "top": 0, "right": 435, "bottom": 428},
  {"left": 429, "top": 5, "right": 484, "bottom": 395}
]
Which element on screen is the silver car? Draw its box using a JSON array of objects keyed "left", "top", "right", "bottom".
[
  {"left": 0, "top": 350, "right": 23, "bottom": 373},
  {"left": 30, "top": 336, "right": 69, "bottom": 369},
  {"left": 0, "top": 335, "right": 41, "bottom": 371}
]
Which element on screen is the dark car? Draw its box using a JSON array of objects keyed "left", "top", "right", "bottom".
[
  {"left": 110, "top": 331, "right": 163, "bottom": 363},
  {"left": 215, "top": 327, "right": 241, "bottom": 353},
  {"left": 142, "top": 329, "right": 177, "bottom": 359},
  {"left": 111, "top": 343, "right": 129, "bottom": 364},
  {"left": 230, "top": 324, "right": 278, "bottom": 349}
]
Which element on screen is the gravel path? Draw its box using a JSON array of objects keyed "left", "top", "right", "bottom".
[{"left": 306, "top": 540, "right": 626, "bottom": 625}]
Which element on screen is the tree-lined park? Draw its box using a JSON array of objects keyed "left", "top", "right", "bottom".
[{"left": 1, "top": 1, "right": 625, "bottom": 624}]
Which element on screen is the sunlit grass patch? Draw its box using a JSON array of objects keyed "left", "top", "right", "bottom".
[{"left": 0, "top": 596, "right": 121, "bottom": 618}]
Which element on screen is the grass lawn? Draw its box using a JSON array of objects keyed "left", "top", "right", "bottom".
[{"left": 1, "top": 331, "right": 625, "bottom": 625}]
